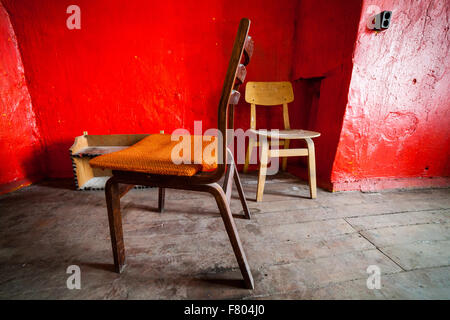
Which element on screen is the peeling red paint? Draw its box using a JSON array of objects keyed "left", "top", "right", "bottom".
[
  {"left": 0, "top": 2, "right": 44, "bottom": 193},
  {"left": 332, "top": 0, "right": 450, "bottom": 190},
  {"left": 381, "top": 112, "right": 418, "bottom": 142}
]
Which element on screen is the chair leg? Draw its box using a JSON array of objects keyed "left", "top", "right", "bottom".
[
  {"left": 256, "top": 139, "right": 269, "bottom": 202},
  {"left": 158, "top": 187, "right": 165, "bottom": 213},
  {"left": 222, "top": 161, "right": 234, "bottom": 205},
  {"left": 234, "top": 166, "right": 251, "bottom": 219},
  {"left": 281, "top": 139, "right": 290, "bottom": 171},
  {"left": 243, "top": 138, "right": 255, "bottom": 173},
  {"left": 225, "top": 148, "right": 251, "bottom": 219},
  {"left": 209, "top": 184, "right": 254, "bottom": 289},
  {"left": 105, "top": 177, "right": 126, "bottom": 273},
  {"left": 305, "top": 138, "right": 317, "bottom": 199}
]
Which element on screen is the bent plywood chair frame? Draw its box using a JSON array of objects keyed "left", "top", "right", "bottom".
[{"left": 101, "top": 18, "right": 255, "bottom": 289}]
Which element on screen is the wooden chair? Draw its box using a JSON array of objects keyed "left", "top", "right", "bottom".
[
  {"left": 89, "top": 18, "right": 255, "bottom": 289},
  {"left": 243, "top": 81, "right": 320, "bottom": 202}
]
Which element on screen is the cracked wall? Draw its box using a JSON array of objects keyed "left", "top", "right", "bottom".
[
  {"left": 332, "top": 0, "right": 450, "bottom": 191},
  {"left": 0, "top": 2, "right": 45, "bottom": 193}
]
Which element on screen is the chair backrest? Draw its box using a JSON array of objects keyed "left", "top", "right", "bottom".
[
  {"left": 210, "top": 18, "right": 253, "bottom": 181},
  {"left": 244, "top": 81, "right": 294, "bottom": 130},
  {"left": 245, "top": 81, "right": 294, "bottom": 106}
]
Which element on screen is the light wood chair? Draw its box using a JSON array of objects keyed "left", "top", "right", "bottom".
[
  {"left": 243, "top": 81, "right": 320, "bottom": 202},
  {"left": 89, "top": 19, "right": 255, "bottom": 289}
]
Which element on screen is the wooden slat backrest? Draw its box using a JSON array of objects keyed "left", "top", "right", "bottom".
[
  {"left": 214, "top": 18, "right": 252, "bottom": 178},
  {"left": 235, "top": 64, "right": 247, "bottom": 85},
  {"left": 243, "top": 36, "right": 254, "bottom": 66}
]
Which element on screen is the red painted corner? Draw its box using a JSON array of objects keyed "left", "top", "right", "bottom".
[{"left": 0, "top": 2, "right": 45, "bottom": 189}]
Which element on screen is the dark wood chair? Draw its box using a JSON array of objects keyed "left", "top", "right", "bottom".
[{"left": 90, "top": 18, "right": 255, "bottom": 289}]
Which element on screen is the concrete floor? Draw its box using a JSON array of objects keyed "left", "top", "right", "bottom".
[{"left": 0, "top": 173, "right": 449, "bottom": 299}]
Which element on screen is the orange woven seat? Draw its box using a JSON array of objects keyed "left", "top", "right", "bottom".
[{"left": 90, "top": 134, "right": 218, "bottom": 176}]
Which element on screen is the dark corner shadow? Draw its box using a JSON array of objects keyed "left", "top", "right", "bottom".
[
  {"left": 21, "top": 139, "right": 78, "bottom": 191},
  {"left": 36, "top": 178, "right": 77, "bottom": 191}
]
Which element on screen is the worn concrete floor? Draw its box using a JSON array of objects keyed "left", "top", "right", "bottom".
[{"left": 0, "top": 173, "right": 449, "bottom": 299}]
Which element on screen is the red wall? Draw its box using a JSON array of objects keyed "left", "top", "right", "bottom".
[
  {"left": 332, "top": 0, "right": 450, "bottom": 191},
  {"left": 1, "top": 0, "right": 449, "bottom": 192},
  {"left": 3, "top": 0, "right": 297, "bottom": 178},
  {"left": 0, "top": 2, "right": 44, "bottom": 194},
  {"left": 287, "top": 0, "right": 363, "bottom": 188}
]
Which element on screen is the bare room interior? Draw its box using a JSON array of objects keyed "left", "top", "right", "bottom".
[{"left": 0, "top": 0, "right": 449, "bottom": 302}]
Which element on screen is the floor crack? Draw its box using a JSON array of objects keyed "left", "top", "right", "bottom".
[{"left": 344, "top": 218, "right": 407, "bottom": 272}]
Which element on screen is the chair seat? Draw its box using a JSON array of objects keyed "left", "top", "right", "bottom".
[
  {"left": 249, "top": 129, "right": 320, "bottom": 139},
  {"left": 89, "top": 134, "right": 218, "bottom": 176}
]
